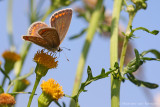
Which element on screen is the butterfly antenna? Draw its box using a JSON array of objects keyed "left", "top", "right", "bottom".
[
  {"left": 62, "top": 51, "right": 69, "bottom": 61},
  {"left": 61, "top": 47, "right": 71, "bottom": 51}
]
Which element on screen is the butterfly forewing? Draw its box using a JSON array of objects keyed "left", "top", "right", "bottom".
[
  {"left": 22, "top": 9, "right": 72, "bottom": 52},
  {"left": 50, "top": 8, "right": 72, "bottom": 43},
  {"left": 38, "top": 27, "right": 60, "bottom": 48},
  {"left": 22, "top": 36, "right": 52, "bottom": 49},
  {"left": 28, "top": 21, "right": 49, "bottom": 36}
]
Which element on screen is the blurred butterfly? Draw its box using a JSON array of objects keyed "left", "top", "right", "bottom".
[{"left": 22, "top": 8, "right": 72, "bottom": 52}]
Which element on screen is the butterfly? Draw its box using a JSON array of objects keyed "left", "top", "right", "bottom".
[{"left": 22, "top": 8, "right": 72, "bottom": 52}]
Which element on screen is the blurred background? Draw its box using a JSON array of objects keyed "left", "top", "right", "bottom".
[{"left": 0, "top": 0, "right": 160, "bottom": 107}]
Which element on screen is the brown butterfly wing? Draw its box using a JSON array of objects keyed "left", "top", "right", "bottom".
[
  {"left": 28, "top": 21, "right": 49, "bottom": 36},
  {"left": 22, "top": 36, "right": 52, "bottom": 49},
  {"left": 50, "top": 8, "right": 72, "bottom": 43},
  {"left": 38, "top": 27, "right": 60, "bottom": 48}
]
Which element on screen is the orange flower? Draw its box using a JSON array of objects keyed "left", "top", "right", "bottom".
[
  {"left": 2, "top": 51, "right": 20, "bottom": 62},
  {"left": 33, "top": 50, "right": 58, "bottom": 69},
  {"left": 0, "top": 93, "right": 16, "bottom": 106},
  {"left": 41, "top": 79, "right": 64, "bottom": 101},
  {"left": 2, "top": 51, "right": 20, "bottom": 73}
]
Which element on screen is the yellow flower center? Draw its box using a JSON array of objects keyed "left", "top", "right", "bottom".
[
  {"left": 41, "top": 79, "right": 64, "bottom": 101},
  {"left": 0, "top": 93, "right": 16, "bottom": 105},
  {"left": 2, "top": 51, "right": 20, "bottom": 62},
  {"left": 33, "top": 50, "right": 58, "bottom": 69}
]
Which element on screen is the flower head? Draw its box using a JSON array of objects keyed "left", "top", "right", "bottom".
[
  {"left": 0, "top": 93, "right": 16, "bottom": 106},
  {"left": 2, "top": 51, "right": 21, "bottom": 73},
  {"left": 33, "top": 50, "right": 58, "bottom": 69},
  {"left": 40, "top": 79, "right": 64, "bottom": 101},
  {"left": 16, "top": 79, "right": 30, "bottom": 92},
  {"left": 2, "top": 51, "right": 20, "bottom": 62}
]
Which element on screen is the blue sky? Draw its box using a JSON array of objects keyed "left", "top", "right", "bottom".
[{"left": 0, "top": 0, "right": 160, "bottom": 107}]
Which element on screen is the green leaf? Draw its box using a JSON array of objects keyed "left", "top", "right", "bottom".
[
  {"left": 86, "top": 66, "right": 93, "bottom": 81},
  {"left": 127, "top": 73, "right": 158, "bottom": 89},
  {"left": 124, "top": 49, "right": 160, "bottom": 74},
  {"left": 62, "top": 102, "right": 66, "bottom": 107},
  {"left": 142, "top": 57, "right": 160, "bottom": 61},
  {"left": 114, "top": 62, "right": 119, "bottom": 69},
  {"left": 141, "top": 49, "right": 160, "bottom": 58},
  {"left": 142, "top": 82, "right": 159, "bottom": 89},
  {"left": 53, "top": 100, "right": 62, "bottom": 107},
  {"left": 0, "top": 67, "right": 11, "bottom": 84},
  {"left": 134, "top": 49, "right": 141, "bottom": 66},
  {"left": 101, "top": 68, "right": 105, "bottom": 75},
  {"left": 0, "top": 86, "right": 4, "bottom": 94},
  {"left": 132, "top": 27, "right": 159, "bottom": 35},
  {"left": 73, "top": 66, "right": 118, "bottom": 105},
  {"left": 69, "top": 28, "right": 87, "bottom": 40}
]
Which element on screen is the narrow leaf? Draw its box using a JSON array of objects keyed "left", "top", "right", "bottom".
[
  {"left": 0, "top": 67, "right": 11, "bottom": 84},
  {"left": 0, "top": 86, "right": 4, "bottom": 94},
  {"left": 133, "top": 27, "right": 159, "bottom": 35},
  {"left": 141, "top": 81, "right": 158, "bottom": 89},
  {"left": 69, "top": 28, "right": 87, "bottom": 40},
  {"left": 87, "top": 66, "right": 93, "bottom": 81},
  {"left": 134, "top": 49, "right": 141, "bottom": 66},
  {"left": 141, "top": 49, "right": 160, "bottom": 58},
  {"left": 127, "top": 73, "right": 158, "bottom": 89},
  {"left": 114, "top": 62, "right": 119, "bottom": 69},
  {"left": 101, "top": 68, "right": 105, "bottom": 75},
  {"left": 62, "top": 102, "right": 66, "bottom": 107},
  {"left": 142, "top": 57, "right": 160, "bottom": 61}
]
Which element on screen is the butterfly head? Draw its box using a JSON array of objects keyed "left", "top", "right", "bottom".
[{"left": 57, "top": 47, "right": 63, "bottom": 52}]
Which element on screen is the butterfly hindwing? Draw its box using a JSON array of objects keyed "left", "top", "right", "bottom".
[
  {"left": 28, "top": 21, "right": 49, "bottom": 37},
  {"left": 22, "top": 36, "right": 52, "bottom": 49},
  {"left": 50, "top": 8, "right": 72, "bottom": 43},
  {"left": 38, "top": 27, "right": 60, "bottom": 48},
  {"left": 22, "top": 9, "right": 73, "bottom": 52}
]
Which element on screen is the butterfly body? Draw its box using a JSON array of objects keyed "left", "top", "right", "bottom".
[{"left": 22, "top": 8, "right": 72, "bottom": 52}]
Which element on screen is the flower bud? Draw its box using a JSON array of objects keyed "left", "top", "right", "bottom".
[{"left": 127, "top": 5, "right": 135, "bottom": 13}]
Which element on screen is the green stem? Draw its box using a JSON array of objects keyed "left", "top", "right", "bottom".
[
  {"left": 70, "top": 0, "right": 103, "bottom": 106},
  {"left": 30, "top": 0, "right": 36, "bottom": 23},
  {"left": 7, "top": 0, "right": 15, "bottom": 51},
  {"left": 1, "top": 77, "right": 6, "bottom": 87},
  {"left": 27, "top": 75, "right": 41, "bottom": 107},
  {"left": 110, "top": 0, "right": 123, "bottom": 107},
  {"left": 0, "top": 67, "right": 11, "bottom": 85},
  {"left": 119, "top": 13, "right": 136, "bottom": 74}
]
